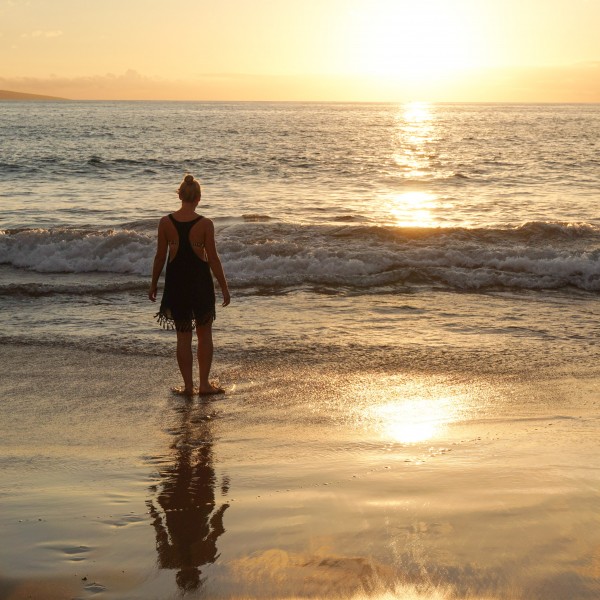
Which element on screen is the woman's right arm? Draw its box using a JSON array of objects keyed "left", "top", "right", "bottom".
[
  {"left": 204, "top": 219, "right": 230, "bottom": 307},
  {"left": 149, "top": 218, "right": 168, "bottom": 302}
]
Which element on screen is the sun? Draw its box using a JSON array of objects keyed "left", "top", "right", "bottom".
[{"left": 346, "top": 0, "right": 478, "bottom": 83}]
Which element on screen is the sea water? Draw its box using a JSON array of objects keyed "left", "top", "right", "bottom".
[{"left": 0, "top": 101, "right": 598, "bottom": 371}]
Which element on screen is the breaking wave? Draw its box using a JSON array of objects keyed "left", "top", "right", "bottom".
[{"left": 1, "top": 221, "right": 599, "bottom": 293}]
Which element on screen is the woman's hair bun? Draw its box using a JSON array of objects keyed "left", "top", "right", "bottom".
[{"left": 177, "top": 174, "right": 201, "bottom": 202}]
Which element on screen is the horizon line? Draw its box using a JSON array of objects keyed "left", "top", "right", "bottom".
[{"left": 2, "top": 95, "right": 600, "bottom": 105}]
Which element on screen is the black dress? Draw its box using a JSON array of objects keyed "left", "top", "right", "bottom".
[{"left": 156, "top": 215, "right": 216, "bottom": 332}]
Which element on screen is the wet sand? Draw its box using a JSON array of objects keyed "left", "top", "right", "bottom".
[{"left": 1, "top": 344, "right": 599, "bottom": 599}]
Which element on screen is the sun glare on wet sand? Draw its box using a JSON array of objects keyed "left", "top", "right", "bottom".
[{"left": 347, "top": 375, "right": 470, "bottom": 445}]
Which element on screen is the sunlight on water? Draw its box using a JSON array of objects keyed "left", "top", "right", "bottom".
[
  {"left": 393, "top": 102, "right": 436, "bottom": 180},
  {"left": 402, "top": 101, "right": 432, "bottom": 123},
  {"left": 388, "top": 191, "right": 439, "bottom": 227},
  {"left": 229, "top": 546, "right": 494, "bottom": 600},
  {"left": 344, "top": 586, "right": 491, "bottom": 600},
  {"left": 372, "top": 396, "right": 456, "bottom": 444},
  {"left": 387, "top": 102, "right": 455, "bottom": 226},
  {"left": 233, "top": 585, "right": 482, "bottom": 600},
  {"left": 347, "top": 375, "right": 469, "bottom": 445}
]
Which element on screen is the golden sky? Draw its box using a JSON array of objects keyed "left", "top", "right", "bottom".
[{"left": 1, "top": 0, "right": 599, "bottom": 101}]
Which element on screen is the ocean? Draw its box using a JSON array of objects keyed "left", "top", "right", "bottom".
[
  {"left": 1, "top": 101, "right": 599, "bottom": 366},
  {"left": 1, "top": 101, "right": 599, "bottom": 599}
]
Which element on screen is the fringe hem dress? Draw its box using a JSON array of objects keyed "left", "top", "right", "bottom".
[{"left": 155, "top": 214, "right": 216, "bottom": 332}]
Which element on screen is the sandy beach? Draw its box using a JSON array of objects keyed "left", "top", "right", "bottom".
[{"left": 1, "top": 340, "right": 599, "bottom": 600}]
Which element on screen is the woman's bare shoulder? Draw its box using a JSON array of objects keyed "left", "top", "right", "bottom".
[
  {"left": 157, "top": 215, "right": 175, "bottom": 236},
  {"left": 199, "top": 216, "right": 214, "bottom": 229}
]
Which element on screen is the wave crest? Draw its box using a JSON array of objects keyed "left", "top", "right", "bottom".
[{"left": 1, "top": 221, "right": 599, "bottom": 293}]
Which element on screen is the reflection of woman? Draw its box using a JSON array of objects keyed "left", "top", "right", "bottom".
[
  {"left": 147, "top": 401, "right": 229, "bottom": 592},
  {"left": 149, "top": 174, "right": 230, "bottom": 395}
]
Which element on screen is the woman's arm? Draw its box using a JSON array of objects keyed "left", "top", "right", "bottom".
[
  {"left": 149, "top": 218, "right": 168, "bottom": 302},
  {"left": 204, "top": 219, "right": 230, "bottom": 307}
]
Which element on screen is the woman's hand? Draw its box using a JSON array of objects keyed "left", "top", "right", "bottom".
[
  {"left": 222, "top": 290, "right": 231, "bottom": 307},
  {"left": 148, "top": 285, "right": 158, "bottom": 302}
]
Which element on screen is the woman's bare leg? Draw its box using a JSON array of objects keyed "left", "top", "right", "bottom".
[
  {"left": 176, "top": 329, "right": 194, "bottom": 394},
  {"left": 196, "top": 324, "right": 223, "bottom": 394},
  {"left": 196, "top": 324, "right": 213, "bottom": 392}
]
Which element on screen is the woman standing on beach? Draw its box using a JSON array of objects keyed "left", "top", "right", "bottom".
[{"left": 149, "top": 174, "right": 230, "bottom": 396}]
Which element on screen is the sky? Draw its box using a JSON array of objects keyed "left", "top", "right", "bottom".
[{"left": 1, "top": 0, "right": 599, "bottom": 101}]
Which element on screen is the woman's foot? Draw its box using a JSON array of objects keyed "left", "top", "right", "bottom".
[
  {"left": 171, "top": 386, "right": 197, "bottom": 397},
  {"left": 198, "top": 383, "right": 225, "bottom": 396}
]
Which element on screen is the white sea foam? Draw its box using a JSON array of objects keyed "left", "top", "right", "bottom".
[
  {"left": 0, "top": 228, "right": 153, "bottom": 275},
  {"left": 1, "top": 223, "right": 599, "bottom": 293}
]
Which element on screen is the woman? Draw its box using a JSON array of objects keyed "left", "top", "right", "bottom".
[{"left": 149, "top": 174, "right": 230, "bottom": 396}]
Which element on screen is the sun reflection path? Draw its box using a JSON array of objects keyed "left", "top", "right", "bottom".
[
  {"left": 403, "top": 101, "right": 432, "bottom": 124},
  {"left": 386, "top": 102, "right": 448, "bottom": 228},
  {"left": 388, "top": 191, "right": 438, "bottom": 228},
  {"left": 393, "top": 102, "right": 436, "bottom": 179}
]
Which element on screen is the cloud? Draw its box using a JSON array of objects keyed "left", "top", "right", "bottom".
[
  {"left": 1, "top": 64, "right": 599, "bottom": 102},
  {"left": 0, "top": 70, "right": 176, "bottom": 100},
  {"left": 0, "top": 70, "right": 376, "bottom": 101},
  {"left": 446, "top": 62, "right": 600, "bottom": 103},
  {"left": 21, "top": 30, "right": 63, "bottom": 38}
]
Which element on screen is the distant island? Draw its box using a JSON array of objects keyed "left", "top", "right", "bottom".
[{"left": 0, "top": 89, "right": 68, "bottom": 101}]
